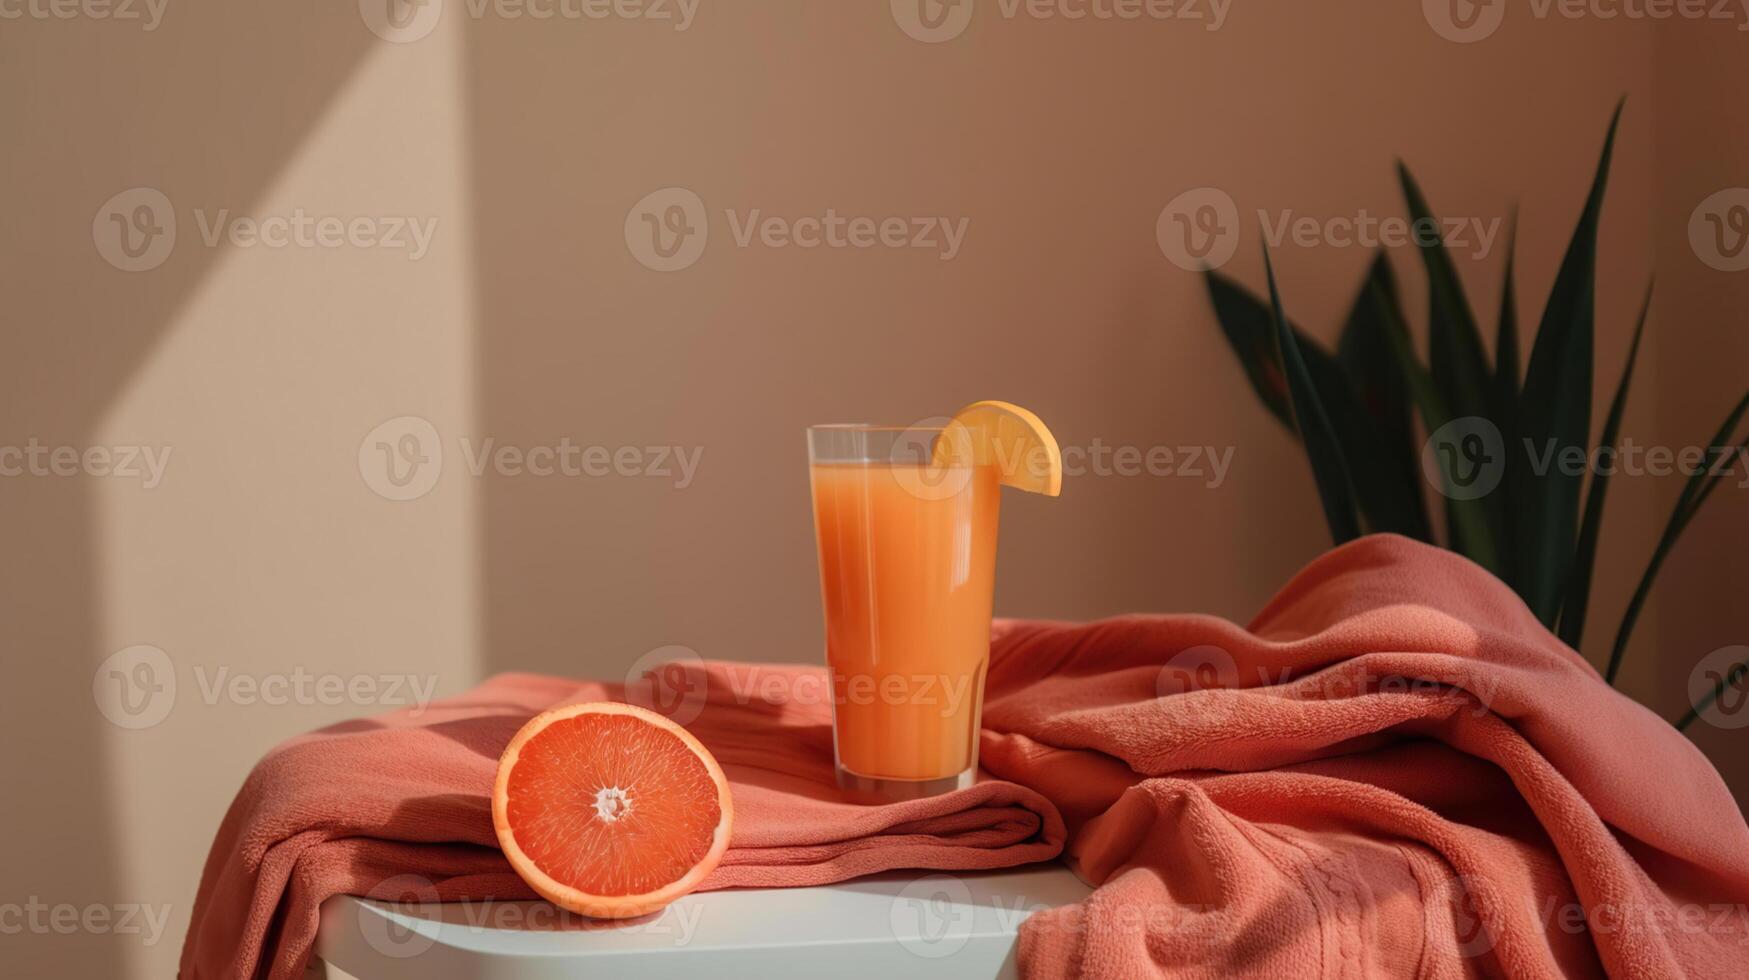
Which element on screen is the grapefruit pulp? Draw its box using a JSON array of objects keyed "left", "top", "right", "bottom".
[{"left": 492, "top": 701, "right": 733, "bottom": 918}]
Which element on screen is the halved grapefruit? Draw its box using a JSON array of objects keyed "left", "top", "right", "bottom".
[{"left": 492, "top": 701, "right": 733, "bottom": 919}]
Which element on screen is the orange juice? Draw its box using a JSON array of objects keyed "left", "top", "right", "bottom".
[{"left": 809, "top": 459, "right": 1000, "bottom": 787}]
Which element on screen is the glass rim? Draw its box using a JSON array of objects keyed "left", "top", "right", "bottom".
[{"left": 806, "top": 423, "right": 948, "bottom": 433}]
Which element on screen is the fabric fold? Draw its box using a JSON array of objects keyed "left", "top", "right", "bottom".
[
  {"left": 180, "top": 667, "right": 1064, "bottom": 980},
  {"left": 182, "top": 535, "right": 1749, "bottom": 979}
]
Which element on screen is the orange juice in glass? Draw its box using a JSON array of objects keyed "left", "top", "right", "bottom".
[{"left": 808, "top": 406, "right": 1058, "bottom": 802}]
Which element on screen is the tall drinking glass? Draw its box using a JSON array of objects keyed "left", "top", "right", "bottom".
[{"left": 806, "top": 423, "right": 999, "bottom": 802}]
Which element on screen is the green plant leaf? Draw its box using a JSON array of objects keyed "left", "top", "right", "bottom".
[
  {"left": 1490, "top": 212, "right": 1522, "bottom": 566},
  {"left": 1607, "top": 389, "right": 1749, "bottom": 684},
  {"left": 1398, "top": 162, "right": 1494, "bottom": 423},
  {"left": 1512, "top": 100, "right": 1624, "bottom": 627},
  {"left": 1206, "top": 270, "right": 1294, "bottom": 430},
  {"left": 1264, "top": 247, "right": 1361, "bottom": 544},
  {"left": 1367, "top": 277, "right": 1502, "bottom": 572},
  {"left": 1336, "top": 254, "right": 1432, "bottom": 540},
  {"left": 1207, "top": 264, "right": 1429, "bottom": 540},
  {"left": 1493, "top": 210, "right": 1521, "bottom": 403},
  {"left": 1398, "top": 162, "right": 1503, "bottom": 564},
  {"left": 1558, "top": 281, "right": 1652, "bottom": 652}
]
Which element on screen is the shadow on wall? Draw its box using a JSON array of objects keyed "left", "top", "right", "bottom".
[
  {"left": 6, "top": 3, "right": 1745, "bottom": 979},
  {"left": 0, "top": 6, "right": 378, "bottom": 975}
]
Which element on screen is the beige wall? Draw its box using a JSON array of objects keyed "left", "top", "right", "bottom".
[
  {"left": 1, "top": 4, "right": 1741, "bottom": 977},
  {"left": 1649, "top": 16, "right": 1749, "bottom": 803}
]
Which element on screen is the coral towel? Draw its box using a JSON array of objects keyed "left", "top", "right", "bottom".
[{"left": 182, "top": 535, "right": 1749, "bottom": 978}]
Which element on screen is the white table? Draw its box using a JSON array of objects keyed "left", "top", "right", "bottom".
[{"left": 313, "top": 864, "right": 1089, "bottom": 980}]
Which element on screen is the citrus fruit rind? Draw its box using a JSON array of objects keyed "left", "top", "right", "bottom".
[
  {"left": 934, "top": 400, "right": 1063, "bottom": 496},
  {"left": 492, "top": 700, "right": 734, "bottom": 919}
]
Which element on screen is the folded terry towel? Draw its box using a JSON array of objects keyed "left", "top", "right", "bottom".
[
  {"left": 983, "top": 535, "right": 1749, "bottom": 978},
  {"left": 177, "top": 670, "right": 1064, "bottom": 979},
  {"left": 181, "top": 535, "right": 1749, "bottom": 979}
]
